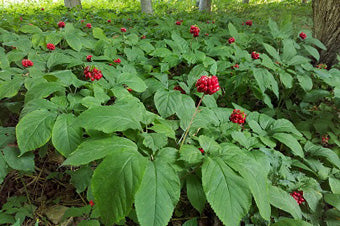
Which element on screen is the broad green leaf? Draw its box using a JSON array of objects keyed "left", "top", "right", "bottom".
[
  {"left": 0, "top": 77, "right": 23, "bottom": 99},
  {"left": 0, "top": 153, "right": 8, "bottom": 184},
  {"left": 77, "top": 105, "right": 142, "bottom": 133},
  {"left": 202, "top": 157, "right": 251, "bottom": 226},
  {"left": 231, "top": 131, "right": 250, "bottom": 149},
  {"left": 179, "top": 145, "right": 203, "bottom": 165},
  {"left": 92, "top": 149, "right": 147, "bottom": 225},
  {"left": 171, "top": 33, "right": 188, "bottom": 53},
  {"left": 135, "top": 160, "right": 180, "bottom": 226},
  {"left": 279, "top": 71, "right": 293, "bottom": 89},
  {"left": 176, "top": 95, "right": 195, "bottom": 130},
  {"left": 304, "top": 142, "right": 340, "bottom": 169},
  {"left": 324, "top": 194, "right": 340, "bottom": 210},
  {"left": 297, "top": 74, "right": 313, "bottom": 91},
  {"left": 252, "top": 68, "right": 279, "bottom": 98},
  {"left": 68, "top": 166, "right": 93, "bottom": 194},
  {"left": 20, "top": 25, "right": 42, "bottom": 34},
  {"left": 282, "top": 39, "right": 297, "bottom": 61},
  {"left": 198, "top": 135, "right": 220, "bottom": 154},
  {"left": 52, "top": 114, "right": 82, "bottom": 157},
  {"left": 288, "top": 56, "right": 310, "bottom": 65},
  {"left": 270, "top": 185, "right": 302, "bottom": 219},
  {"left": 77, "top": 220, "right": 100, "bottom": 226},
  {"left": 228, "top": 23, "right": 238, "bottom": 39},
  {"left": 16, "top": 110, "right": 57, "bottom": 155},
  {"left": 92, "top": 28, "right": 107, "bottom": 40},
  {"left": 304, "top": 45, "right": 320, "bottom": 61},
  {"left": 24, "top": 82, "right": 65, "bottom": 103},
  {"left": 186, "top": 175, "right": 206, "bottom": 213},
  {"left": 263, "top": 43, "right": 280, "bottom": 61},
  {"left": 142, "top": 133, "right": 168, "bottom": 152},
  {"left": 117, "top": 72, "right": 147, "bottom": 92},
  {"left": 151, "top": 48, "right": 172, "bottom": 58},
  {"left": 272, "top": 219, "right": 312, "bottom": 226},
  {"left": 150, "top": 121, "right": 175, "bottom": 139},
  {"left": 329, "top": 177, "right": 340, "bottom": 194},
  {"left": 182, "top": 218, "right": 198, "bottom": 226},
  {"left": 154, "top": 90, "right": 181, "bottom": 118},
  {"left": 272, "top": 133, "right": 304, "bottom": 157},
  {"left": 65, "top": 34, "right": 82, "bottom": 51},
  {"left": 2, "top": 146, "right": 34, "bottom": 172},
  {"left": 63, "top": 136, "right": 137, "bottom": 166},
  {"left": 270, "top": 119, "right": 302, "bottom": 137}
]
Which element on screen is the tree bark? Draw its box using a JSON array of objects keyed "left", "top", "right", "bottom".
[
  {"left": 141, "top": 0, "right": 153, "bottom": 14},
  {"left": 64, "top": 0, "right": 82, "bottom": 9},
  {"left": 243, "top": 0, "right": 249, "bottom": 3},
  {"left": 313, "top": 0, "right": 340, "bottom": 67},
  {"left": 199, "top": 0, "right": 212, "bottom": 12}
]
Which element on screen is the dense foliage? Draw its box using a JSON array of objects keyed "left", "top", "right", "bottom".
[{"left": 0, "top": 2, "right": 339, "bottom": 225}]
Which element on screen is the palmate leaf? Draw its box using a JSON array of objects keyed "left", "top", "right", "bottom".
[
  {"left": 16, "top": 109, "right": 57, "bottom": 155},
  {"left": 202, "top": 156, "right": 251, "bottom": 226},
  {"left": 135, "top": 160, "right": 180, "bottom": 226},
  {"left": 92, "top": 149, "right": 147, "bottom": 225}
]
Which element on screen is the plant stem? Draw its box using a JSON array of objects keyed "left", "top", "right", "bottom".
[{"left": 179, "top": 94, "right": 204, "bottom": 150}]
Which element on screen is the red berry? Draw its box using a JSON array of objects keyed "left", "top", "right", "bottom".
[
  {"left": 58, "top": 21, "right": 65, "bottom": 28},
  {"left": 299, "top": 32, "right": 307, "bottom": 40},
  {"left": 173, "top": 85, "right": 186, "bottom": 94},
  {"left": 251, "top": 51, "right": 260, "bottom": 59},
  {"left": 107, "top": 19, "right": 111, "bottom": 23},
  {"left": 141, "top": 35, "right": 146, "bottom": 39},
  {"left": 121, "top": 27, "right": 127, "bottom": 32},
  {"left": 199, "top": 148, "right": 204, "bottom": 154},
  {"left": 228, "top": 37, "right": 235, "bottom": 44},
  {"left": 114, "top": 58, "right": 121, "bottom": 64},
  {"left": 86, "top": 55, "right": 92, "bottom": 62},
  {"left": 190, "top": 25, "right": 200, "bottom": 37},
  {"left": 195, "top": 75, "right": 220, "bottom": 95},
  {"left": 233, "top": 64, "right": 239, "bottom": 69},
  {"left": 229, "top": 109, "right": 246, "bottom": 125},
  {"left": 127, "top": 88, "right": 133, "bottom": 92},
  {"left": 245, "top": 20, "right": 253, "bottom": 26},
  {"left": 41, "top": 8, "right": 44, "bottom": 11},
  {"left": 22, "top": 59, "right": 34, "bottom": 68},
  {"left": 86, "top": 23, "right": 92, "bottom": 29},
  {"left": 89, "top": 200, "right": 94, "bottom": 207},
  {"left": 84, "top": 66, "right": 103, "bottom": 81},
  {"left": 176, "top": 21, "right": 181, "bottom": 25},
  {"left": 46, "top": 43, "right": 55, "bottom": 51},
  {"left": 290, "top": 191, "right": 305, "bottom": 205},
  {"left": 81, "top": 19, "right": 85, "bottom": 23}
]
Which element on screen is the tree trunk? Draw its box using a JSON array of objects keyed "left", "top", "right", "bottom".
[
  {"left": 64, "top": 0, "right": 82, "bottom": 8},
  {"left": 141, "top": 0, "right": 153, "bottom": 14},
  {"left": 243, "top": 0, "right": 249, "bottom": 3},
  {"left": 313, "top": 0, "right": 340, "bottom": 67},
  {"left": 199, "top": 0, "right": 212, "bottom": 12}
]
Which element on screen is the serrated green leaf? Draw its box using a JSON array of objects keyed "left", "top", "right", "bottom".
[
  {"left": 154, "top": 90, "right": 181, "bottom": 118},
  {"left": 272, "top": 133, "right": 304, "bottom": 157},
  {"left": 179, "top": 145, "right": 203, "bottom": 165},
  {"left": 0, "top": 77, "right": 23, "bottom": 100},
  {"left": 186, "top": 175, "right": 206, "bottom": 213},
  {"left": 272, "top": 219, "right": 312, "bottom": 226},
  {"left": 2, "top": 146, "right": 34, "bottom": 172}
]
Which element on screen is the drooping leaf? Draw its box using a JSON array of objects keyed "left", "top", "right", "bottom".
[
  {"left": 272, "top": 133, "right": 304, "bottom": 157},
  {"left": 186, "top": 175, "right": 206, "bottom": 213}
]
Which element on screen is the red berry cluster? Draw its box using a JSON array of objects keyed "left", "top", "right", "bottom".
[
  {"left": 245, "top": 20, "right": 253, "bottom": 26},
  {"left": 114, "top": 58, "right": 121, "bottom": 64},
  {"left": 229, "top": 109, "right": 246, "bottom": 125},
  {"left": 84, "top": 66, "right": 103, "bottom": 81},
  {"left": 176, "top": 21, "right": 182, "bottom": 25},
  {"left": 251, "top": 51, "right": 260, "bottom": 59},
  {"left": 199, "top": 148, "right": 204, "bottom": 154},
  {"left": 322, "top": 135, "right": 329, "bottom": 146},
  {"left": 173, "top": 85, "right": 186, "bottom": 94},
  {"left": 233, "top": 64, "right": 239, "bottom": 69},
  {"left": 195, "top": 75, "right": 220, "bottom": 95},
  {"left": 107, "top": 19, "right": 111, "bottom": 23},
  {"left": 89, "top": 200, "right": 95, "bottom": 207},
  {"left": 86, "top": 55, "right": 92, "bottom": 62},
  {"left": 290, "top": 191, "right": 305, "bottom": 205},
  {"left": 22, "top": 59, "right": 33, "bottom": 68},
  {"left": 58, "top": 21, "right": 65, "bottom": 28},
  {"left": 81, "top": 19, "right": 85, "bottom": 23},
  {"left": 299, "top": 32, "right": 307, "bottom": 39},
  {"left": 228, "top": 37, "right": 235, "bottom": 44},
  {"left": 46, "top": 43, "right": 55, "bottom": 50},
  {"left": 121, "top": 27, "right": 127, "bottom": 32},
  {"left": 86, "top": 23, "right": 92, "bottom": 29},
  {"left": 190, "top": 25, "right": 200, "bottom": 37},
  {"left": 316, "top": 64, "right": 327, "bottom": 69},
  {"left": 41, "top": 8, "right": 44, "bottom": 11},
  {"left": 141, "top": 35, "right": 146, "bottom": 39}
]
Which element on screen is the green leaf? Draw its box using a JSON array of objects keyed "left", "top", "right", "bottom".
[
  {"left": 176, "top": 95, "right": 195, "bottom": 130},
  {"left": 297, "top": 74, "right": 313, "bottom": 91},
  {"left": 92, "top": 149, "right": 147, "bottom": 225},
  {"left": 0, "top": 153, "right": 8, "bottom": 184},
  {"left": 270, "top": 185, "right": 302, "bottom": 219},
  {"left": 304, "top": 142, "right": 340, "bottom": 169},
  {"left": 304, "top": 45, "right": 320, "bottom": 61},
  {"left": 92, "top": 27, "right": 107, "bottom": 40},
  {"left": 282, "top": 39, "right": 297, "bottom": 61},
  {"left": 198, "top": 135, "right": 220, "bottom": 154},
  {"left": 142, "top": 133, "right": 168, "bottom": 152},
  {"left": 179, "top": 145, "right": 203, "bottom": 165},
  {"left": 77, "top": 220, "right": 100, "bottom": 226},
  {"left": 270, "top": 119, "right": 302, "bottom": 137},
  {"left": 329, "top": 177, "right": 340, "bottom": 194},
  {"left": 252, "top": 68, "right": 279, "bottom": 98},
  {"left": 150, "top": 121, "right": 175, "bottom": 139},
  {"left": 117, "top": 72, "right": 147, "bottom": 92},
  {"left": 68, "top": 166, "right": 93, "bottom": 194},
  {"left": 288, "top": 56, "right": 310, "bottom": 65},
  {"left": 151, "top": 48, "right": 172, "bottom": 58},
  {"left": 202, "top": 157, "right": 251, "bottom": 226},
  {"left": 16, "top": 110, "right": 57, "bottom": 155},
  {"left": 135, "top": 160, "right": 180, "bottom": 226},
  {"left": 228, "top": 23, "right": 238, "bottom": 39},
  {"left": 154, "top": 90, "right": 181, "bottom": 118},
  {"left": 63, "top": 136, "right": 137, "bottom": 166},
  {"left": 186, "top": 175, "right": 206, "bottom": 213},
  {"left": 2, "top": 146, "right": 34, "bottom": 172},
  {"left": 52, "top": 114, "right": 82, "bottom": 157},
  {"left": 20, "top": 25, "right": 42, "bottom": 34},
  {"left": 0, "top": 78, "right": 23, "bottom": 99},
  {"left": 279, "top": 71, "right": 293, "bottom": 89},
  {"left": 272, "top": 219, "right": 312, "bottom": 226},
  {"left": 25, "top": 82, "right": 65, "bottom": 103},
  {"left": 325, "top": 194, "right": 340, "bottom": 210},
  {"left": 272, "top": 133, "right": 304, "bottom": 157},
  {"left": 263, "top": 43, "right": 280, "bottom": 61},
  {"left": 65, "top": 34, "right": 82, "bottom": 51},
  {"left": 77, "top": 105, "right": 142, "bottom": 133},
  {"left": 231, "top": 131, "right": 250, "bottom": 149},
  {"left": 182, "top": 218, "right": 198, "bottom": 226}
]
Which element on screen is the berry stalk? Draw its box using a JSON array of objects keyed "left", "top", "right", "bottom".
[{"left": 179, "top": 94, "right": 205, "bottom": 150}]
